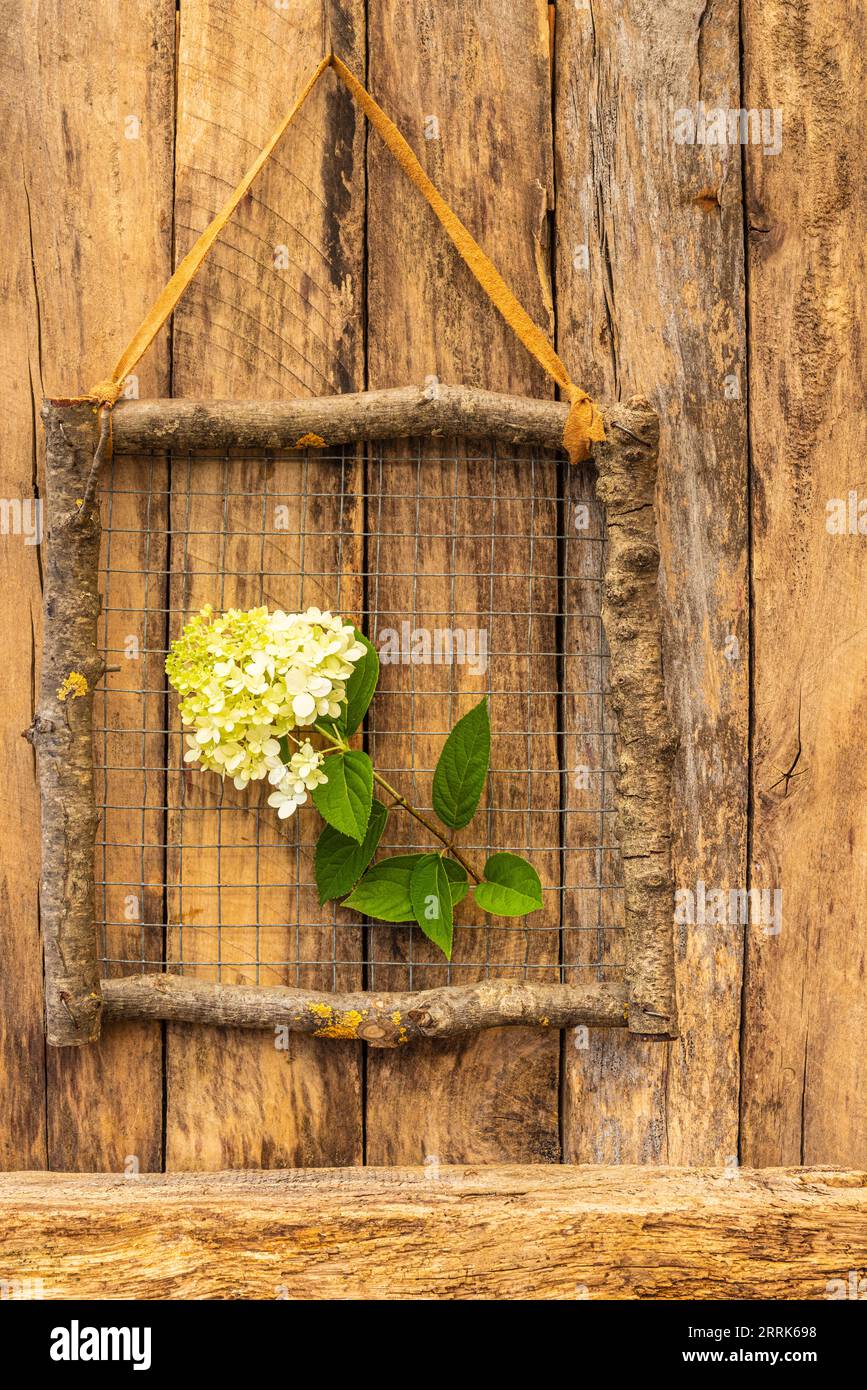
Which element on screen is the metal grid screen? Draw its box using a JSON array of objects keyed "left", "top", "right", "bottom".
[{"left": 94, "top": 438, "right": 624, "bottom": 993}]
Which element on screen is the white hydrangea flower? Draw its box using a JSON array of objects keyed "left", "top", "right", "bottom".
[
  {"left": 266, "top": 742, "right": 328, "bottom": 820},
  {"left": 167, "top": 605, "right": 366, "bottom": 789}
]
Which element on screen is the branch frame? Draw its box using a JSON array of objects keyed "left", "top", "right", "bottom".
[{"left": 30, "top": 385, "right": 677, "bottom": 1047}]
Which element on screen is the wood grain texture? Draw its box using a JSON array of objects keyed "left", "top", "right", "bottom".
[
  {"left": 0, "top": 7, "right": 50, "bottom": 1163},
  {"left": 4, "top": 0, "right": 863, "bottom": 1178},
  {"left": 166, "top": 0, "right": 366, "bottom": 1169},
  {"left": 2, "top": 0, "right": 175, "bottom": 1167},
  {"left": 740, "top": 0, "right": 866, "bottom": 1165},
  {"left": 555, "top": 0, "right": 749, "bottom": 1161},
  {"left": 364, "top": 0, "right": 562, "bottom": 1164},
  {"left": 2, "top": 1165, "right": 864, "bottom": 1299}
]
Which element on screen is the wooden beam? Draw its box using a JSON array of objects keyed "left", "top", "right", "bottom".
[
  {"left": 1, "top": 1166, "right": 863, "bottom": 1299},
  {"left": 101, "top": 974, "right": 628, "bottom": 1042}
]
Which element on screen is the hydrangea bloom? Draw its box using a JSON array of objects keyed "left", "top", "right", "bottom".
[
  {"left": 267, "top": 741, "right": 329, "bottom": 819},
  {"left": 167, "top": 604, "right": 365, "bottom": 790}
]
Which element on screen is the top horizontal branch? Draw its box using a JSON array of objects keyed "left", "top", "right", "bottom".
[{"left": 45, "top": 385, "right": 656, "bottom": 456}]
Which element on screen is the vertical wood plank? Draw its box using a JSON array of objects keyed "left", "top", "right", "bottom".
[
  {"left": 0, "top": 8, "right": 51, "bottom": 1169},
  {"left": 741, "top": 0, "right": 866, "bottom": 1164},
  {"left": 1, "top": 1, "right": 175, "bottom": 1170},
  {"left": 167, "top": 0, "right": 367, "bottom": 1168},
  {"left": 555, "top": 0, "right": 749, "bottom": 1161},
  {"left": 364, "top": 0, "right": 563, "bottom": 1163}
]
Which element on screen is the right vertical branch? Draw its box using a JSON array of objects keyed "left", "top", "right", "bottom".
[{"left": 595, "top": 400, "right": 677, "bottom": 1036}]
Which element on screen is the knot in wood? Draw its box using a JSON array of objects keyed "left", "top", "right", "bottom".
[
  {"left": 23, "top": 713, "right": 57, "bottom": 744},
  {"left": 406, "top": 1008, "right": 433, "bottom": 1028}
]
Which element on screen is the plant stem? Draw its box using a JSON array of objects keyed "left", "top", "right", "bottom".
[
  {"left": 313, "top": 723, "right": 482, "bottom": 884},
  {"left": 371, "top": 770, "right": 482, "bottom": 883}
]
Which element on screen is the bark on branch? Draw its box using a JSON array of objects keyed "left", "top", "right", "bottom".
[
  {"left": 594, "top": 396, "right": 678, "bottom": 1036},
  {"left": 47, "top": 384, "right": 651, "bottom": 459},
  {"left": 25, "top": 402, "right": 105, "bottom": 1045},
  {"left": 101, "top": 974, "right": 628, "bottom": 1045}
]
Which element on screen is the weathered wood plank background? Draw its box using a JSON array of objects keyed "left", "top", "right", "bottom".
[{"left": 2, "top": 0, "right": 863, "bottom": 1172}]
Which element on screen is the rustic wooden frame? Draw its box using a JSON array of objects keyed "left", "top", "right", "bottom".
[{"left": 28, "top": 385, "right": 677, "bottom": 1048}]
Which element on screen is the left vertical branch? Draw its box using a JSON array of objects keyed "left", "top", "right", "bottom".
[{"left": 25, "top": 402, "right": 105, "bottom": 1045}]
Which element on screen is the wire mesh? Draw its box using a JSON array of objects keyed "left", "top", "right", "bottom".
[{"left": 93, "top": 436, "right": 625, "bottom": 993}]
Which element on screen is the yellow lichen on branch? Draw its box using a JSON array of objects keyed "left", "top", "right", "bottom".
[
  {"left": 314, "top": 1007, "right": 367, "bottom": 1039},
  {"left": 56, "top": 671, "right": 88, "bottom": 702}
]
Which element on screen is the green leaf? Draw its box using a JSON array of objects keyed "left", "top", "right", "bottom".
[
  {"left": 473, "top": 852, "right": 543, "bottom": 917},
  {"left": 315, "top": 799, "right": 388, "bottom": 904},
  {"left": 341, "top": 852, "right": 468, "bottom": 923},
  {"left": 342, "top": 854, "right": 424, "bottom": 921},
  {"left": 319, "top": 630, "right": 379, "bottom": 737},
  {"left": 441, "top": 857, "right": 469, "bottom": 906},
  {"left": 410, "top": 855, "right": 454, "bottom": 960},
  {"left": 343, "top": 632, "right": 379, "bottom": 734},
  {"left": 311, "top": 749, "right": 373, "bottom": 843},
  {"left": 431, "top": 696, "right": 491, "bottom": 830}
]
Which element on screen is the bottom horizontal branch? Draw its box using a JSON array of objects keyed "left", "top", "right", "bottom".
[{"left": 101, "top": 973, "right": 627, "bottom": 1044}]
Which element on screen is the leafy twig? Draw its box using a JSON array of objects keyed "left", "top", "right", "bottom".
[{"left": 314, "top": 722, "right": 482, "bottom": 883}]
